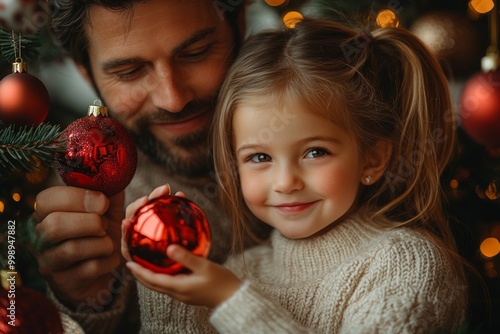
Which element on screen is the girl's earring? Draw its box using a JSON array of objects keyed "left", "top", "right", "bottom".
[{"left": 364, "top": 176, "right": 372, "bottom": 184}]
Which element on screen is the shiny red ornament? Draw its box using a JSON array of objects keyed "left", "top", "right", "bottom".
[
  {"left": 0, "top": 286, "right": 64, "bottom": 334},
  {"left": 55, "top": 101, "right": 137, "bottom": 197},
  {"left": 460, "top": 70, "right": 500, "bottom": 147},
  {"left": 0, "top": 62, "right": 49, "bottom": 127},
  {"left": 127, "top": 195, "right": 211, "bottom": 275}
]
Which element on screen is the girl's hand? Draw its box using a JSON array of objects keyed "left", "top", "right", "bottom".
[
  {"left": 121, "top": 184, "right": 185, "bottom": 262},
  {"left": 126, "top": 244, "right": 242, "bottom": 308},
  {"left": 121, "top": 183, "right": 241, "bottom": 308}
]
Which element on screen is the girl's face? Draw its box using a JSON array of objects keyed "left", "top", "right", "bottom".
[{"left": 233, "top": 103, "right": 367, "bottom": 239}]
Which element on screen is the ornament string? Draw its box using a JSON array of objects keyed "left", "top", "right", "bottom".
[
  {"left": 10, "top": 30, "right": 22, "bottom": 62},
  {"left": 482, "top": 1, "right": 499, "bottom": 71},
  {"left": 489, "top": 1, "right": 498, "bottom": 53}
]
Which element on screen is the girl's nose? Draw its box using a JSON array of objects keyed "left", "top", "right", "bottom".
[{"left": 272, "top": 165, "right": 304, "bottom": 194}]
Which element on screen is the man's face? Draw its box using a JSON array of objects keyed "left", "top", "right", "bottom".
[{"left": 83, "top": 0, "right": 237, "bottom": 176}]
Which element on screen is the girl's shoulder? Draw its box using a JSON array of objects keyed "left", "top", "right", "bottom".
[
  {"left": 339, "top": 217, "right": 468, "bottom": 332},
  {"left": 358, "top": 220, "right": 465, "bottom": 290},
  {"left": 354, "top": 211, "right": 448, "bottom": 257}
]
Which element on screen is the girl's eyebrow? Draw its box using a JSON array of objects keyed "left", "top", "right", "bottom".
[{"left": 236, "top": 144, "right": 261, "bottom": 155}]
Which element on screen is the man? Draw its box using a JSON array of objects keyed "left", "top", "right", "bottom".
[{"left": 34, "top": 1, "right": 254, "bottom": 332}]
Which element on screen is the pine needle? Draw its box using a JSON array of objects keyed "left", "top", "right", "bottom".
[{"left": 0, "top": 121, "right": 66, "bottom": 174}]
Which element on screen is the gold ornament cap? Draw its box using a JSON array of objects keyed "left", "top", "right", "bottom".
[
  {"left": 88, "top": 99, "right": 109, "bottom": 117},
  {"left": 12, "top": 57, "right": 28, "bottom": 73}
]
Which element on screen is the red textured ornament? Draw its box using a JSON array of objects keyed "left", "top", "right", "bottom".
[
  {"left": 55, "top": 101, "right": 138, "bottom": 197},
  {"left": 127, "top": 195, "right": 211, "bottom": 275},
  {"left": 0, "top": 286, "right": 64, "bottom": 334},
  {"left": 460, "top": 70, "right": 500, "bottom": 147},
  {"left": 0, "top": 61, "right": 49, "bottom": 127}
]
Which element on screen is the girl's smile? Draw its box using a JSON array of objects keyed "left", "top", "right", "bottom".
[{"left": 272, "top": 201, "right": 319, "bottom": 215}]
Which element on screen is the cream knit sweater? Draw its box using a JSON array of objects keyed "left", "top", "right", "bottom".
[{"left": 138, "top": 212, "right": 467, "bottom": 333}]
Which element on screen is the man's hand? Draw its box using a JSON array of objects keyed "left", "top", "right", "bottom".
[{"left": 34, "top": 186, "right": 126, "bottom": 311}]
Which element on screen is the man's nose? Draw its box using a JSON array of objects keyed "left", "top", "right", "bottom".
[{"left": 150, "top": 62, "right": 194, "bottom": 113}]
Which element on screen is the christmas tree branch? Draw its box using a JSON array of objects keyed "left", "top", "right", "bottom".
[
  {"left": 0, "top": 29, "right": 41, "bottom": 63},
  {"left": 0, "top": 121, "right": 65, "bottom": 173}
]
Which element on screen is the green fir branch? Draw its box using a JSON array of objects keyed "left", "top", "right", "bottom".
[
  {"left": 0, "top": 29, "right": 41, "bottom": 63},
  {"left": 0, "top": 121, "right": 65, "bottom": 174}
]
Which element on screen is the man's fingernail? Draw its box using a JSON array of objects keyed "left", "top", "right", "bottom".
[{"left": 84, "top": 190, "right": 107, "bottom": 213}]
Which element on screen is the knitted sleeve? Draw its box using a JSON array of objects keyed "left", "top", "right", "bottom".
[
  {"left": 210, "top": 280, "right": 313, "bottom": 333},
  {"left": 45, "top": 270, "right": 137, "bottom": 334},
  {"left": 339, "top": 232, "right": 467, "bottom": 333}
]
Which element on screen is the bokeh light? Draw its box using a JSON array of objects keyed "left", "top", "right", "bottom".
[
  {"left": 12, "top": 193, "right": 21, "bottom": 202},
  {"left": 376, "top": 9, "right": 399, "bottom": 28},
  {"left": 283, "top": 11, "right": 303, "bottom": 28},
  {"left": 469, "top": 0, "right": 495, "bottom": 14},
  {"left": 265, "top": 0, "right": 287, "bottom": 6},
  {"left": 485, "top": 181, "right": 498, "bottom": 200},
  {"left": 283, "top": 11, "right": 304, "bottom": 28},
  {"left": 480, "top": 237, "right": 500, "bottom": 258}
]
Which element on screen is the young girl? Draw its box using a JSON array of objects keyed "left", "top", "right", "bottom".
[{"left": 122, "top": 18, "right": 468, "bottom": 333}]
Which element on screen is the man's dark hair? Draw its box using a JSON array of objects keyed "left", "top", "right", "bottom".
[{"left": 49, "top": 0, "right": 245, "bottom": 72}]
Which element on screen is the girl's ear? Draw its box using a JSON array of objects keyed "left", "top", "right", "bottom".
[{"left": 361, "top": 140, "right": 392, "bottom": 185}]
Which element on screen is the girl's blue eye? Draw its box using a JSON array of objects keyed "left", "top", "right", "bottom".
[
  {"left": 306, "top": 148, "right": 328, "bottom": 158},
  {"left": 249, "top": 153, "right": 272, "bottom": 163}
]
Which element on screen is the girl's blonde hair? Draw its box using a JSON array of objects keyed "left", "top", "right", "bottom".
[{"left": 213, "top": 18, "right": 456, "bottom": 253}]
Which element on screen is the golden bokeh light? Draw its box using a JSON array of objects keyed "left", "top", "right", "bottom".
[
  {"left": 265, "top": 0, "right": 287, "bottom": 6},
  {"left": 450, "top": 179, "right": 459, "bottom": 189},
  {"left": 12, "top": 193, "right": 21, "bottom": 202},
  {"left": 0, "top": 201, "right": 4, "bottom": 213},
  {"left": 485, "top": 181, "right": 498, "bottom": 200},
  {"left": 283, "top": 11, "right": 303, "bottom": 28},
  {"left": 469, "top": 0, "right": 495, "bottom": 14},
  {"left": 480, "top": 237, "right": 500, "bottom": 258},
  {"left": 376, "top": 9, "right": 400, "bottom": 28}
]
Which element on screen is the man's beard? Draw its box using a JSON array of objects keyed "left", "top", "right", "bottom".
[
  {"left": 130, "top": 100, "right": 215, "bottom": 178},
  {"left": 132, "top": 129, "right": 212, "bottom": 177}
]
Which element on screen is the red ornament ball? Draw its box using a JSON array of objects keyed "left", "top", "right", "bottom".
[
  {"left": 127, "top": 195, "right": 211, "bottom": 275},
  {"left": 1, "top": 286, "right": 64, "bottom": 334},
  {"left": 0, "top": 72, "right": 50, "bottom": 127},
  {"left": 460, "top": 71, "right": 500, "bottom": 147},
  {"left": 55, "top": 114, "right": 138, "bottom": 197}
]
